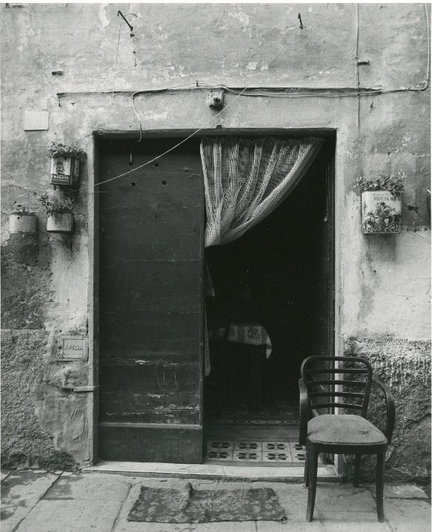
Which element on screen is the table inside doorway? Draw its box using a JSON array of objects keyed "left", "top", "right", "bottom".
[
  {"left": 209, "top": 323, "right": 272, "bottom": 357},
  {"left": 209, "top": 323, "right": 272, "bottom": 413}
]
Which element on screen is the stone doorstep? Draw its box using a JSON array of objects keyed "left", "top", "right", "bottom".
[{"left": 85, "top": 460, "right": 339, "bottom": 482}]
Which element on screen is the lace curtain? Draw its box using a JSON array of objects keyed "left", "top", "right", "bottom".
[
  {"left": 201, "top": 136, "right": 324, "bottom": 248},
  {"left": 201, "top": 136, "right": 324, "bottom": 375}
]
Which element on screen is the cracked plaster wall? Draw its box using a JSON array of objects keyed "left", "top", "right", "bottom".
[{"left": 1, "top": 3, "right": 430, "bottom": 477}]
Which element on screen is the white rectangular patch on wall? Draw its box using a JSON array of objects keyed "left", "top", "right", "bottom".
[
  {"left": 24, "top": 110, "right": 49, "bottom": 131},
  {"left": 58, "top": 337, "right": 87, "bottom": 360}
]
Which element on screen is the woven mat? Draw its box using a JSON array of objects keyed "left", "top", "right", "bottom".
[{"left": 128, "top": 482, "right": 287, "bottom": 523}]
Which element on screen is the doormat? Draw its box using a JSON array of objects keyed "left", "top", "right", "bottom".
[{"left": 128, "top": 482, "right": 287, "bottom": 523}]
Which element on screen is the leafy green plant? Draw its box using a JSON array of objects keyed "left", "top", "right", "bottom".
[
  {"left": 48, "top": 141, "right": 85, "bottom": 159},
  {"left": 356, "top": 174, "right": 405, "bottom": 198},
  {"left": 38, "top": 193, "right": 74, "bottom": 216}
]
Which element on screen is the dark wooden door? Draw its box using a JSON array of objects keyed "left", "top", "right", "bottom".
[{"left": 97, "top": 138, "right": 204, "bottom": 463}]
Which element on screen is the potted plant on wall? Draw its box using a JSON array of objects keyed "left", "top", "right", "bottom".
[
  {"left": 9, "top": 203, "right": 37, "bottom": 234},
  {"left": 357, "top": 175, "right": 404, "bottom": 234},
  {"left": 39, "top": 193, "right": 74, "bottom": 233},
  {"left": 49, "top": 142, "right": 85, "bottom": 187}
]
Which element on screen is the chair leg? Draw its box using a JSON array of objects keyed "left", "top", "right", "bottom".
[
  {"left": 304, "top": 450, "right": 309, "bottom": 487},
  {"left": 306, "top": 450, "right": 319, "bottom": 522},
  {"left": 376, "top": 451, "right": 385, "bottom": 522},
  {"left": 353, "top": 454, "right": 361, "bottom": 487}
]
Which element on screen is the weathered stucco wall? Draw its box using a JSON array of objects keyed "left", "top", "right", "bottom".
[
  {"left": 1, "top": 3, "right": 430, "bottom": 478},
  {"left": 344, "top": 337, "right": 430, "bottom": 483}
]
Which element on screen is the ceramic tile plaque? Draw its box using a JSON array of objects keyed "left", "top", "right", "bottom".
[
  {"left": 58, "top": 336, "right": 87, "bottom": 360},
  {"left": 361, "top": 191, "right": 402, "bottom": 234},
  {"left": 50, "top": 157, "right": 80, "bottom": 186}
]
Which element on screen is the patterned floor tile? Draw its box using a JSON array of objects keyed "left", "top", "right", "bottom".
[
  {"left": 206, "top": 449, "right": 234, "bottom": 461},
  {"left": 234, "top": 441, "right": 263, "bottom": 451},
  {"left": 206, "top": 441, "right": 234, "bottom": 460},
  {"left": 262, "top": 442, "right": 293, "bottom": 460},
  {"left": 207, "top": 440, "right": 233, "bottom": 450},
  {"left": 262, "top": 451, "right": 291, "bottom": 463},
  {"left": 289, "top": 442, "right": 307, "bottom": 463},
  {"left": 233, "top": 450, "right": 263, "bottom": 462}
]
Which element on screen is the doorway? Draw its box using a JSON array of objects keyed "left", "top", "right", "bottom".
[
  {"left": 203, "top": 136, "right": 335, "bottom": 465},
  {"left": 96, "top": 132, "right": 335, "bottom": 465}
]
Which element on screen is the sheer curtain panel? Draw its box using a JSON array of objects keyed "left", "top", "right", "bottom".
[
  {"left": 201, "top": 136, "right": 324, "bottom": 248},
  {"left": 201, "top": 135, "right": 324, "bottom": 375}
]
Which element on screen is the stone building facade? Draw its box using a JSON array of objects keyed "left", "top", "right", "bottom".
[{"left": 1, "top": 3, "right": 430, "bottom": 482}]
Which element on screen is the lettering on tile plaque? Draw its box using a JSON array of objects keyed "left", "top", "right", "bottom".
[{"left": 59, "top": 337, "right": 87, "bottom": 360}]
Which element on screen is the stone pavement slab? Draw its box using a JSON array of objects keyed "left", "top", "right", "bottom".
[
  {"left": 1, "top": 471, "right": 60, "bottom": 532},
  {"left": 383, "top": 483, "right": 429, "bottom": 499},
  {"left": 311, "top": 484, "right": 378, "bottom": 514},
  {"left": 12, "top": 473, "right": 135, "bottom": 532},
  {"left": 382, "top": 498, "right": 431, "bottom": 532},
  {"left": 15, "top": 499, "right": 124, "bottom": 532},
  {"left": 43, "top": 472, "right": 133, "bottom": 501},
  {"left": 320, "top": 513, "right": 391, "bottom": 532}
]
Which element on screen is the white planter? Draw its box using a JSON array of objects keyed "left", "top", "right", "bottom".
[
  {"left": 9, "top": 213, "right": 37, "bottom": 234},
  {"left": 50, "top": 156, "right": 80, "bottom": 186},
  {"left": 361, "top": 191, "right": 402, "bottom": 234},
  {"left": 47, "top": 213, "right": 73, "bottom": 233}
]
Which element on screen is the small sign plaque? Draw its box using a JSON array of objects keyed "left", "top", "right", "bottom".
[
  {"left": 361, "top": 191, "right": 402, "bottom": 234},
  {"left": 50, "top": 157, "right": 80, "bottom": 186},
  {"left": 24, "top": 110, "right": 49, "bottom": 131},
  {"left": 58, "top": 336, "right": 87, "bottom": 360}
]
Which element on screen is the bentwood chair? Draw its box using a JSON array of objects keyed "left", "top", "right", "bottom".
[{"left": 299, "top": 356, "right": 395, "bottom": 522}]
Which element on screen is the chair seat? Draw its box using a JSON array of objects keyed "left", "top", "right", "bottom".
[{"left": 308, "top": 414, "right": 387, "bottom": 446}]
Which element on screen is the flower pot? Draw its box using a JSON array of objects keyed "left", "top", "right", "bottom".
[
  {"left": 47, "top": 213, "right": 73, "bottom": 233},
  {"left": 50, "top": 156, "right": 80, "bottom": 186},
  {"left": 361, "top": 191, "right": 402, "bottom": 234},
  {"left": 9, "top": 213, "right": 37, "bottom": 234}
]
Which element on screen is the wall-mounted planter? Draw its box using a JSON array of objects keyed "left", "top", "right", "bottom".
[
  {"left": 9, "top": 213, "right": 37, "bottom": 234},
  {"left": 47, "top": 213, "right": 73, "bottom": 233},
  {"left": 362, "top": 191, "right": 402, "bottom": 234},
  {"left": 50, "top": 156, "right": 80, "bottom": 187}
]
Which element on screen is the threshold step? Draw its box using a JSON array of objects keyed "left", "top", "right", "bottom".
[{"left": 86, "top": 460, "right": 339, "bottom": 482}]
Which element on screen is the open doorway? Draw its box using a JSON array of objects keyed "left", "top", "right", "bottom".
[
  {"left": 97, "top": 132, "right": 334, "bottom": 465},
  {"left": 203, "top": 135, "right": 335, "bottom": 465}
]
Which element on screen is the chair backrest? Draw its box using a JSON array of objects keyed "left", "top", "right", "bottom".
[{"left": 300, "top": 356, "right": 373, "bottom": 418}]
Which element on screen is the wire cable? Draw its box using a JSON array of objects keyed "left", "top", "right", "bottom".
[
  {"left": 96, "top": 28, "right": 300, "bottom": 186},
  {"left": 96, "top": 6, "right": 430, "bottom": 186}
]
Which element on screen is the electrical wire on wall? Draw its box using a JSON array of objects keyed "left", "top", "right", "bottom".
[
  {"left": 92, "top": 4, "right": 430, "bottom": 187},
  {"left": 96, "top": 20, "right": 306, "bottom": 186}
]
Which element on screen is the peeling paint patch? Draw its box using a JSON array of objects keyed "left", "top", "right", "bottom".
[
  {"left": 228, "top": 10, "right": 250, "bottom": 28},
  {"left": 98, "top": 4, "right": 111, "bottom": 29},
  {"left": 141, "top": 110, "right": 169, "bottom": 121},
  {"left": 246, "top": 61, "right": 258, "bottom": 71}
]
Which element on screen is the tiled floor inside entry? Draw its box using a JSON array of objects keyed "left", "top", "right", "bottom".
[
  {"left": 204, "top": 412, "right": 326, "bottom": 467},
  {"left": 206, "top": 440, "right": 308, "bottom": 465},
  {"left": 204, "top": 390, "right": 330, "bottom": 467}
]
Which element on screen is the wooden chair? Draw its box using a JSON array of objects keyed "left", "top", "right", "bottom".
[{"left": 298, "top": 356, "right": 395, "bottom": 522}]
